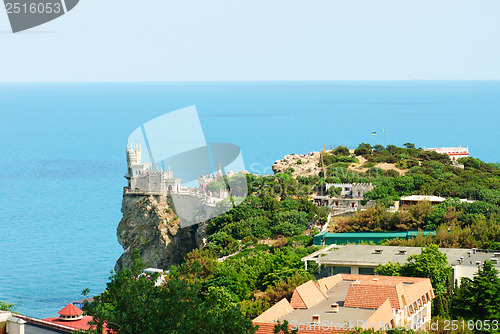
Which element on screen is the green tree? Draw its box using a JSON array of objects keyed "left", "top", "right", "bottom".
[
  {"left": 376, "top": 261, "right": 403, "bottom": 276},
  {"left": 82, "top": 252, "right": 256, "bottom": 334},
  {"left": 333, "top": 146, "right": 350, "bottom": 156},
  {"left": 403, "top": 143, "right": 416, "bottom": 149},
  {"left": 375, "top": 245, "right": 453, "bottom": 318},
  {"left": 326, "top": 186, "right": 342, "bottom": 198},
  {"left": 0, "top": 301, "right": 14, "bottom": 311},
  {"left": 355, "top": 143, "right": 372, "bottom": 156},
  {"left": 450, "top": 261, "right": 500, "bottom": 320},
  {"left": 402, "top": 245, "right": 452, "bottom": 294},
  {"left": 373, "top": 144, "right": 386, "bottom": 153},
  {"left": 362, "top": 185, "right": 399, "bottom": 207},
  {"left": 272, "top": 210, "right": 309, "bottom": 237},
  {"left": 273, "top": 320, "right": 298, "bottom": 334}
]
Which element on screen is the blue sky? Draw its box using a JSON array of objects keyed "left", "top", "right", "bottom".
[{"left": 1, "top": 0, "right": 500, "bottom": 81}]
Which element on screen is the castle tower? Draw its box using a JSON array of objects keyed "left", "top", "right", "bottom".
[{"left": 126, "top": 143, "right": 142, "bottom": 168}]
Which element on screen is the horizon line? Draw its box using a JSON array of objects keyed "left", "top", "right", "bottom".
[{"left": 1, "top": 79, "right": 500, "bottom": 84}]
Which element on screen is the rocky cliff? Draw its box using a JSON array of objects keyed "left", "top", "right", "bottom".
[
  {"left": 114, "top": 194, "right": 207, "bottom": 271},
  {"left": 272, "top": 152, "right": 323, "bottom": 177}
]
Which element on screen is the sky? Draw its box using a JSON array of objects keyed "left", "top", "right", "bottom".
[{"left": 1, "top": 0, "right": 500, "bottom": 81}]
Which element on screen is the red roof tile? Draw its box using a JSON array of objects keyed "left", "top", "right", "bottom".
[
  {"left": 253, "top": 298, "right": 293, "bottom": 323},
  {"left": 344, "top": 283, "right": 402, "bottom": 309},
  {"left": 317, "top": 274, "right": 342, "bottom": 294},
  {"left": 290, "top": 280, "right": 327, "bottom": 309},
  {"left": 58, "top": 303, "right": 84, "bottom": 317},
  {"left": 290, "top": 289, "right": 307, "bottom": 309},
  {"left": 43, "top": 316, "right": 93, "bottom": 331}
]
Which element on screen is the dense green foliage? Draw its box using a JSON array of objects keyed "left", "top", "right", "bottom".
[
  {"left": 205, "top": 173, "right": 328, "bottom": 256},
  {"left": 377, "top": 246, "right": 454, "bottom": 319},
  {"left": 376, "top": 245, "right": 452, "bottom": 294},
  {"left": 85, "top": 242, "right": 320, "bottom": 332},
  {"left": 376, "top": 248, "right": 500, "bottom": 329},
  {"left": 171, "top": 242, "right": 319, "bottom": 319},
  {"left": 450, "top": 261, "right": 500, "bottom": 321},
  {"left": 336, "top": 200, "right": 500, "bottom": 250},
  {"left": 328, "top": 143, "right": 500, "bottom": 249},
  {"left": 413, "top": 262, "right": 500, "bottom": 333},
  {"left": 86, "top": 143, "right": 500, "bottom": 332},
  {"left": 82, "top": 251, "right": 257, "bottom": 334},
  {"left": 348, "top": 143, "right": 500, "bottom": 206}
]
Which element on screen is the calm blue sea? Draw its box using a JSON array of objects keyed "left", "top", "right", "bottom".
[{"left": 0, "top": 81, "right": 499, "bottom": 318}]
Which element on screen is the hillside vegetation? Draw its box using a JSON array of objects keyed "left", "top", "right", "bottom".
[
  {"left": 205, "top": 143, "right": 500, "bottom": 252},
  {"left": 82, "top": 143, "right": 500, "bottom": 333},
  {"left": 327, "top": 143, "right": 500, "bottom": 250}
]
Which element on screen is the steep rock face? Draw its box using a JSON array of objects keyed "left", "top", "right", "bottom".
[{"left": 114, "top": 195, "right": 207, "bottom": 271}]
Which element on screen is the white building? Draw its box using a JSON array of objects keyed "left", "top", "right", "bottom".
[
  {"left": 314, "top": 183, "right": 375, "bottom": 213},
  {"left": 423, "top": 147, "right": 469, "bottom": 161},
  {"left": 0, "top": 311, "right": 26, "bottom": 334},
  {"left": 303, "top": 245, "right": 500, "bottom": 286}
]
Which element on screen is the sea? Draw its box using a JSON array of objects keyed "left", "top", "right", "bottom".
[{"left": 0, "top": 81, "right": 499, "bottom": 319}]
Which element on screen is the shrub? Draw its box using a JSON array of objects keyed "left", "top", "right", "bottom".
[
  {"left": 333, "top": 146, "right": 350, "bottom": 156},
  {"left": 354, "top": 143, "right": 372, "bottom": 156}
]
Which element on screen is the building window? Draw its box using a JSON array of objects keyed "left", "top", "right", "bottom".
[
  {"left": 333, "top": 266, "right": 351, "bottom": 275},
  {"left": 359, "top": 267, "right": 375, "bottom": 275}
]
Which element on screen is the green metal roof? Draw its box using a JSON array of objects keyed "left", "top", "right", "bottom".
[
  {"left": 313, "top": 230, "right": 436, "bottom": 246},
  {"left": 322, "top": 232, "right": 409, "bottom": 238}
]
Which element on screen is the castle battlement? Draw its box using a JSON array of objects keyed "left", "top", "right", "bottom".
[
  {"left": 124, "top": 144, "right": 233, "bottom": 205},
  {"left": 125, "top": 143, "right": 181, "bottom": 194}
]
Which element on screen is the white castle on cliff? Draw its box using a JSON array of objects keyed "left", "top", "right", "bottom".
[
  {"left": 125, "top": 144, "right": 181, "bottom": 193},
  {"left": 124, "top": 144, "right": 230, "bottom": 200}
]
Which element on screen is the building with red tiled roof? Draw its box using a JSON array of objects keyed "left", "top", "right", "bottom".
[
  {"left": 43, "top": 304, "right": 92, "bottom": 332},
  {"left": 253, "top": 274, "right": 434, "bottom": 334},
  {"left": 40, "top": 304, "right": 110, "bottom": 333},
  {"left": 2, "top": 305, "right": 109, "bottom": 334},
  {"left": 58, "top": 303, "right": 84, "bottom": 320}
]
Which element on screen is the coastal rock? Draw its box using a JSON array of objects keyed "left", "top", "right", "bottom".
[
  {"left": 114, "top": 195, "right": 202, "bottom": 271},
  {"left": 272, "top": 152, "right": 322, "bottom": 177},
  {"left": 272, "top": 151, "right": 407, "bottom": 177}
]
